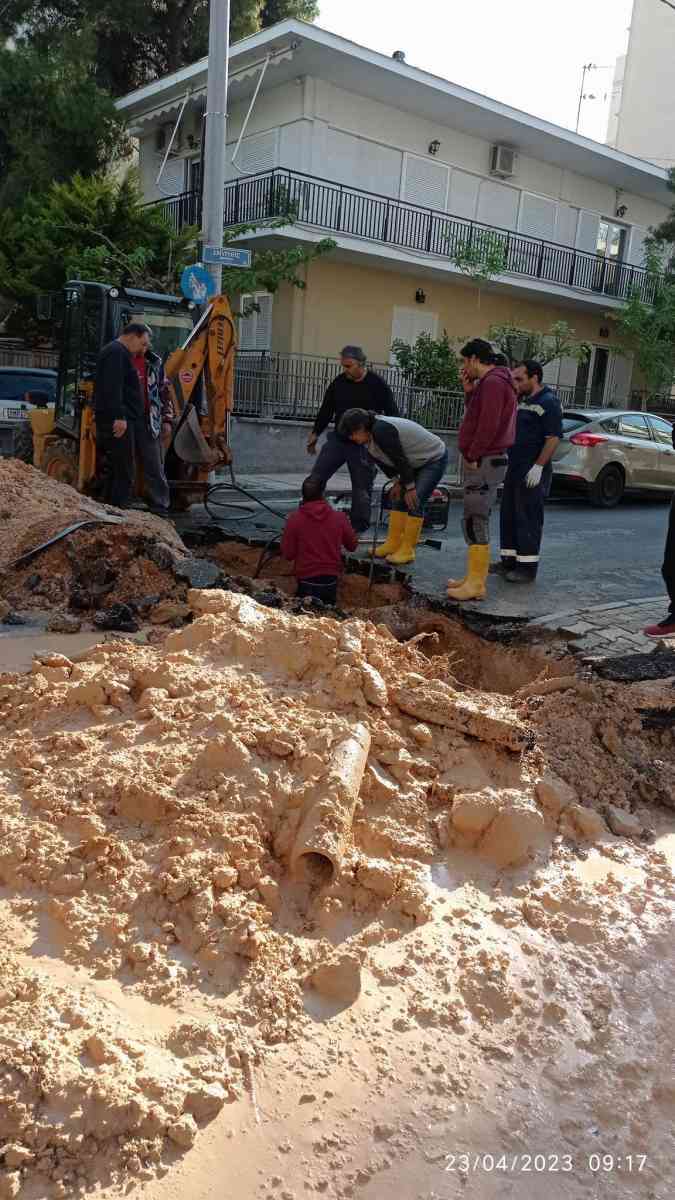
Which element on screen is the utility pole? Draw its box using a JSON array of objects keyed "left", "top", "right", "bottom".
[{"left": 202, "top": 0, "right": 230, "bottom": 294}]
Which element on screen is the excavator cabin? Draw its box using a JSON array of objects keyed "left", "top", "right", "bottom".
[{"left": 27, "top": 280, "right": 236, "bottom": 510}]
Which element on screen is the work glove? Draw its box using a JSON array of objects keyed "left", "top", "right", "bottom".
[{"left": 525, "top": 464, "right": 543, "bottom": 489}]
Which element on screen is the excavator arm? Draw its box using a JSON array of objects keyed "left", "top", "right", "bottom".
[{"left": 165, "top": 294, "right": 236, "bottom": 467}]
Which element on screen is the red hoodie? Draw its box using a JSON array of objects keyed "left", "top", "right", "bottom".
[
  {"left": 458, "top": 366, "right": 517, "bottom": 462},
  {"left": 280, "top": 500, "right": 358, "bottom": 580}
]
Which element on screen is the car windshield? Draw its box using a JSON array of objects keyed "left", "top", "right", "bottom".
[
  {"left": 0, "top": 373, "right": 56, "bottom": 402},
  {"left": 128, "top": 307, "right": 194, "bottom": 361}
]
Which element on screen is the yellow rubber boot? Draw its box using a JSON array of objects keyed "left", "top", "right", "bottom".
[
  {"left": 447, "top": 569, "right": 466, "bottom": 588},
  {"left": 374, "top": 509, "right": 407, "bottom": 558},
  {"left": 446, "top": 543, "right": 490, "bottom": 601},
  {"left": 388, "top": 515, "right": 424, "bottom": 565}
]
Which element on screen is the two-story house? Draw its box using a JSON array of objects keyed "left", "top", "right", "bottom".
[{"left": 117, "top": 19, "right": 672, "bottom": 407}]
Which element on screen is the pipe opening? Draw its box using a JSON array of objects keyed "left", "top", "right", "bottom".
[{"left": 295, "top": 851, "right": 335, "bottom": 886}]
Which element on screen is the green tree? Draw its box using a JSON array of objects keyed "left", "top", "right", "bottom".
[
  {"left": 0, "top": 0, "right": 319, "bottom": 97},
  {"left": 0, "top": 34, "right": 126, "bottom": 206},
  {"left": 487, "top": 320, "right": 591, "bottom": 368},
  {"left": 612, "top": 250, "right": 675, "bottom": 397},
  {"left": 0, "top": 172, "right": 334, "bottom": 333},
  {"left": 450, "top": 231, "right": 508, "bottom": 308},
  {"left": 390, "top": 330, "right": 461, "bottom": 390}
]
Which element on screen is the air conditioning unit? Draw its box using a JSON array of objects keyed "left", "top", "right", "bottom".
[{"left": 490, "top": 144, "right": 517, "bottom": 179}]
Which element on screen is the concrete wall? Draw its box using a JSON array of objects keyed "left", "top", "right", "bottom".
[
  {"left": 608, "top": 0, "right": 675, "bottom": 170},
  {"left": 229, "top": 415, "right": 459, "bottom": 477}
]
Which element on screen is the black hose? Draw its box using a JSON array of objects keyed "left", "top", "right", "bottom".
[{"left": 204, "top": 480, "right": 288, "bottom": 526}]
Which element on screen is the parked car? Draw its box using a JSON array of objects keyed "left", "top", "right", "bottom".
[
  {"left": 552, "top": 408, "right": 675, "bottom": 507},
  {"left": 0, "top": 367, "right": 57, "bottom": 458}
]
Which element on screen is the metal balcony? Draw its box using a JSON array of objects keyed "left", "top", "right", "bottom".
[{"left": 156, "top": 168, "right": 660, "bottom": 305}]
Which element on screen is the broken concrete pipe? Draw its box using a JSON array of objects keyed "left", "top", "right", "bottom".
[{"left": 290, "top": 723, "right": 371, "bottom": 886}]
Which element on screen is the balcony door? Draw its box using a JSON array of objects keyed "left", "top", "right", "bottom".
[{"left": 594, "top": 220, "right": 628, "bottom": 295}]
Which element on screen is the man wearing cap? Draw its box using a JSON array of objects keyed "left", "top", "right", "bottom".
[{"left": 307, "top": 346, "right": 398, "bottom": 532}]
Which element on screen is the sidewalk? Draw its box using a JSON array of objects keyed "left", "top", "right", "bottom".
[{"left": 528, "top": 596, "right": 674, "bottom": 662}]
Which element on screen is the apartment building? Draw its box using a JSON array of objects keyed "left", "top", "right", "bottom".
[
  {"left": 606, "top": 0, "right": 675, "bottom": 169},
  {"left": 117, "top": 19, "right": 673, "bottom": 406}
]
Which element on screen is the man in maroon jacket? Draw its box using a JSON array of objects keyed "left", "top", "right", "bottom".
[
  {"left": 447, "top": 339, "right": 516, "bottom": 601},
  {"left": 280, "top": 476, "right": 358, "bottom": 606}
]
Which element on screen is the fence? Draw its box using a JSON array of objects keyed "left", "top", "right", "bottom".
[
  {"left": 156, "top": 168, "right": 660, "bottom": 305},
  {"left": 2, "top": 340, "right": 671, "bottom": 430},
  {"left": 0, "top": 342, "right": 58, "bottom": 370},
  {"left": 232, "top": 351, "right": 664, "bottom": 431}
]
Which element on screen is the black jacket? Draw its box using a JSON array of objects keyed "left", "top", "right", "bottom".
[
  {"left": 313, "top": 370, "right": 398, "bottom": 437},
  {"left": 94, "top": 340, "right": 143, "bottom": 424}
]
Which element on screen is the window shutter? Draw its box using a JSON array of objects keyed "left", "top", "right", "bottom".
[
  {"left": 239, "top": 292, "right": 273, "bottom": 352},
  {"left": 628, "top": 226, "right": 647, "bottom": 267},
  {"left": 238, "top": 293, "right": 255, "bottom": 350},
  {"left": 545, "top": 355, "right": 579, "bottom": 389},
  {"left": 253, "top": 293, "right": 273, "bottom": 351},
  {"left": 576, "top": 210, "right": 600, "bottom": 253},
  {"left": 555, "top": 203, "right": 578, "bottom": 248},
  {"left": 390, "top": 307, "right": 439, "bottom": 363},
  {"left": 402, "top": 155, "right": 449, "bottom": 210},
  {"left": 448, "top": 169, "right": 479, "bottom": 220},
  {"left": 476, "top": 180, "right": 519, "bottom": 230},
  {"left": 238, "top": 129, "right": 279, "bottom": 176},
  {"left": 519, "top": 193, "right": 556, "bottom": 241},
  {"left": 607, "top": 351, "right": 633, "bottom": 403}
]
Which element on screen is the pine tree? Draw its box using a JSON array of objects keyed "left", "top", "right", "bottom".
[{"left": 0, "top": 0, "right": 319, "bottom": 97}]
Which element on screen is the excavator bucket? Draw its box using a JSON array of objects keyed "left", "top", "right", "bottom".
[{"left": 164, "top": 294, "right": 236, "bottom": 468}]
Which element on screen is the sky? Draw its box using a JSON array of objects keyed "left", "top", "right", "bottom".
[{"left": 314, "top": 0, "right": 634, "bottom": 144}]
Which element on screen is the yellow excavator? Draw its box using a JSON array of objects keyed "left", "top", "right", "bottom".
[{"left": 22, "top": 279, "right": 236, "bottom": 509}]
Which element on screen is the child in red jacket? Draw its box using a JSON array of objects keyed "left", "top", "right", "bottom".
[{"left": 280, "top": 476, "right": 358, "bottom": 605}]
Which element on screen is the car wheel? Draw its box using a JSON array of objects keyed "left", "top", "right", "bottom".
[
  {"left": 589, "top": 464, "right": 625, "bottom": 508},
  {"left": 12, "top": 420, "right": 34, "bottom": 464}
]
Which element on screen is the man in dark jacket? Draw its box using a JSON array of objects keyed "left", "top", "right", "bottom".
[
  {"left": 280, "top": 475, "right": 358, "bottom": 606},
  {"left": 307, "top": 345, "right": 398, "bottom": 533},
  {"left": 447, "top": 338, "right": 517, "bottom": 601},
  {"left": 94, "top": 322, "right": 151, "bottom": 509},
  {"left": 499, "top": 360, "right": 562, "bottom": 584}
]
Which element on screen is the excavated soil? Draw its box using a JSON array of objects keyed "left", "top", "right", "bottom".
[
  {"left": 0, "top": 589, "right": 674, "bottom": 1199},
  {"left": 0, "top": 461, "right": 185, "bottom": 614},
  {"left": 207, "top": 540, "right": 408, "bottom": 610}
]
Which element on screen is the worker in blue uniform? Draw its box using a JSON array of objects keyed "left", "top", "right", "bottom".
[{"left": 499, "top": 360, "right": 562, "bottom": 583}]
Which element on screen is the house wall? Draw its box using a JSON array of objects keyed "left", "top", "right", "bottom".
[
  {"left": 136, "top": 69, "right": 670, "bottom": 267},
  {"left": 286, "top": 256, "right": 632, "bottom": 397},
  {"left": 306, "top": 80, "right": 669, "bottom": 262}
]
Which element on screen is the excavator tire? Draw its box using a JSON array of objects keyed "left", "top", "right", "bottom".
[
  {"left": 12, "top": 420, "right": 34, "bottom": 465},
  {"left": 41, "top": 438, "right": 79, "bottom": 488}
]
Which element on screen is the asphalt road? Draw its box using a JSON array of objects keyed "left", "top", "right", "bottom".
[
  {"left": 194, "top": 478, "right": 673, "bottom": 622},
  {"left": 410, "top": 493, "right": 671, "bottom": 619}
]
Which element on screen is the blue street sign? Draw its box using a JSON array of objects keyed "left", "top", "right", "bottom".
[
  {"left": 180, "top": 264, "right": 216, "bottom": 303},
  {"left": 203, "top": 245, "right": 252, "bottom": 268}
]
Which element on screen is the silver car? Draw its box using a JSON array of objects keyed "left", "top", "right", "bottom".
[{"left": 552, "top": 408, "right": 675, "bottom": 507}]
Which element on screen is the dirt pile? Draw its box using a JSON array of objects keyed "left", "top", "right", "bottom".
[
  {"left": 0, "top": 460, "right": 185, "bottom": 615},
  {"left": 0, "top": 590, "right": 673, "bottom": 1195}
]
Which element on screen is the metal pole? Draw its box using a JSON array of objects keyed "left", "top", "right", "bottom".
[
  {"left": 575, "top": 64, "right": 589, "bottom": 133},
  {"left": 202, "top": 0, "right": 230, "bottom": 294}
]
